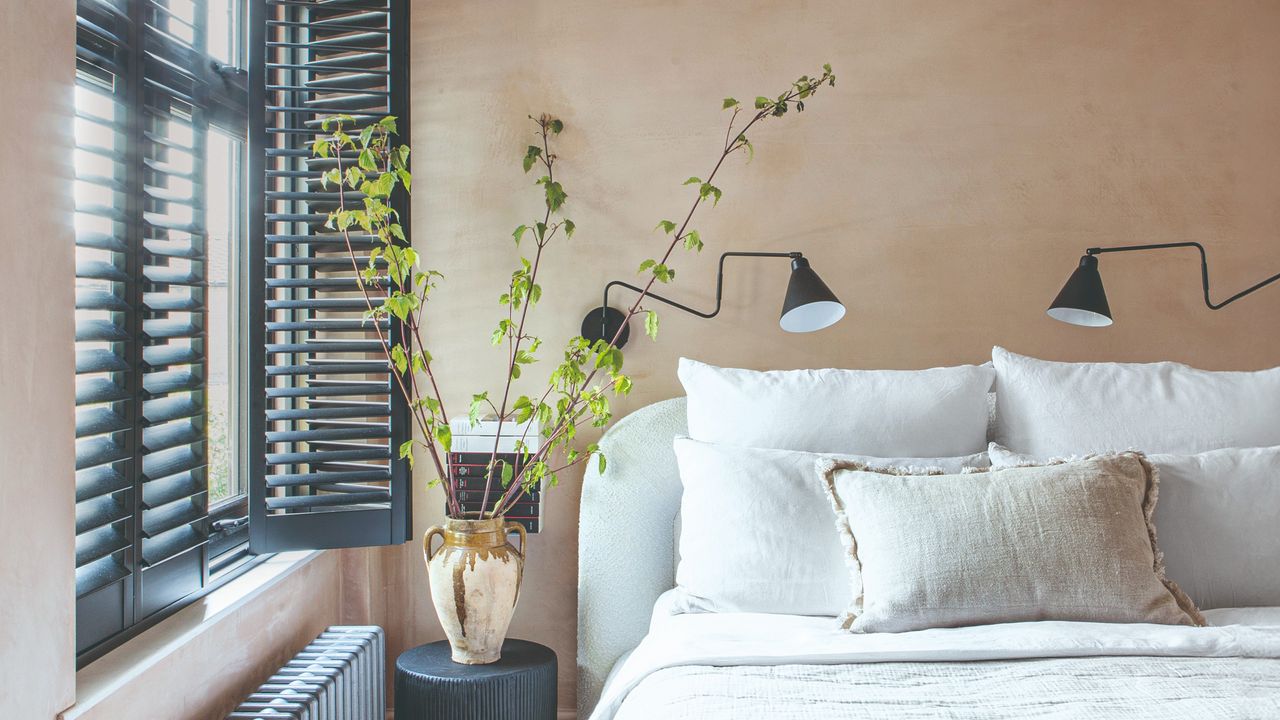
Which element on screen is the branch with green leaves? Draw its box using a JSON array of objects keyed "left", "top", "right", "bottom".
[
  {"left": 312, "top": 64, "right": 835, "bottom": 522},
  {"left": 489, "top": 65, "right": 837, "bottom": 517},
  {"left": 312, "top": 114, "right": 461, "bottom": 516}
]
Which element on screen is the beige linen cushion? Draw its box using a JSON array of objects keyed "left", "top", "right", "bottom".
[{"left": 818, "top": 453, "right": 1204, "bottom": 633}]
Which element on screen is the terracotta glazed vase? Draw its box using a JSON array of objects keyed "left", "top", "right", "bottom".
[{"left": 423, "top": 515, "right": 526, "bottom": 664}]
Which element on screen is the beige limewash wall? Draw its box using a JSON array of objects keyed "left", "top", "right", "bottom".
[
  {"left": 394, "top": 0, "right": 1280, "bottom": 709},
  {"left": 0, "top": 1, "right": 77, "bottom": 717}
]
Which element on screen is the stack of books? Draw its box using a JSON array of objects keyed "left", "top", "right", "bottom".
[{"left": 447, "top": 417, "right": 542, "bottom": 532}]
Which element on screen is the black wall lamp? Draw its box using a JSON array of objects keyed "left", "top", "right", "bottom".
[
  {"left": 1049, "top": 242, "right": 1280, "bottom": 327},
  {"left": 581, "top": 251, "right": 844, "bottom": 348}
]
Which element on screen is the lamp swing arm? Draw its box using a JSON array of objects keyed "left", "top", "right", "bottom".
[
  {"left": 600, "top": 251, "right": 802, "bottom": 336},
  {"left": 1086, "top": 242, "right": 1280, "bottom": 310}
]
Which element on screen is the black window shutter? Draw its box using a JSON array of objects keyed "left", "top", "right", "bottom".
[
  {"left": 75, "top": 0, "right": 211, "bottom": 655},
  {"left": 247, "top": 0, "right": 412, "bottom": 553}
]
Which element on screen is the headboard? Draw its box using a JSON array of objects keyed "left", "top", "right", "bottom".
[{"left": 577, "top": 396, "right": 687, "bottom": 717}]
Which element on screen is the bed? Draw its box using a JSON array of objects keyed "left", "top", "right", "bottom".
[{"left": 577, "top": 394, "right": 1280, "bottom": 719}]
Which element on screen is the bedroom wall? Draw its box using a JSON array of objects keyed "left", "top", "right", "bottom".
[
  {"left": 398, "top": 0, "right": 1280, "bottom": 710},
  {"left": 0, "top": 1, "right": 77, "bottom": 718}
]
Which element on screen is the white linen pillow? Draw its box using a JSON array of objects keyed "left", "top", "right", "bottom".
[
  {"left": 819, "top": 453, "right": 1203, "bottom": 633},
  {"left": 678, "top": 357, "right": 995, "bottom": 457},
  {"left": 672, "top": 436, "right": 988, "bottom": 616},
  {"left": 990, "top": 442, "right": 1280, "bottom": 610},
  {"left": 992, "top": 346, "right": 1280, "bottom": 456}
]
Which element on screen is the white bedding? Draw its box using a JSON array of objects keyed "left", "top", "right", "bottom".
[{"left": 590, "top": 598, "right": 1280, "bottom": 720}]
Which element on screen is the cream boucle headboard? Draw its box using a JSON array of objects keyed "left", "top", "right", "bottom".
[{"left": 577, "top": 396, "right": 687, "bottom": 718}]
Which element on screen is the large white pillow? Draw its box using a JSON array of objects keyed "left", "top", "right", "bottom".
[
  {"left": 989, "top": 442, "right": 1280, "bottom": 610},
  {"left": 992, "top": 346, "right": 1280, "bottom": 456},
  {"left": 672, "top": 437, "right": 988, "bottom": 616},
  {"left": 678, "top": 358, "right": 995, "bottom": 457}
]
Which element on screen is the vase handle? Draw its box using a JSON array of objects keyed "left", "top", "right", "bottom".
[
  {"left": 423, "top": 526, "right": 445, "bottom": 562},
  {"left": 504, "top": 521, "right": 527, "bottom": 558}
]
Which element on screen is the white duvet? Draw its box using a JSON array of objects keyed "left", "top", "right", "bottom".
[{"left": 590, "top": 597, "right": 1280, "bottom": 720}]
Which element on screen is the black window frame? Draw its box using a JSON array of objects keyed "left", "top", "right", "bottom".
[
  {"left": 74, "top": 0, "right": 252, "bottom": 666},
  {"left": 73, "top": 0, "right": 412, "bottom": 666}
]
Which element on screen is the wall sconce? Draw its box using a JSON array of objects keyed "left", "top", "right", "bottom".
[
  {"left": 1048, "top": 242, "right": 1280, "bottom": 327},
  {"left": 581, "top": 251, "right": 845, "bottom": 349}
]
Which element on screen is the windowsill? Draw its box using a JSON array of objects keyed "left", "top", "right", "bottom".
[{"left": 63, "top": 550, "right": 322, "bottom": 720}]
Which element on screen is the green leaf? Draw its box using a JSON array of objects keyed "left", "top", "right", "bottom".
[
  {"left": 500, "top": 460, "right": 515, "bottom": 487},
  {"left": 379, "top": 115, "right": 398, "bottom": 134},
  {"left": 597, "top": 452, "right": 607, "bottom": 474},
  {"left": 434, "top": 424, "right": 452, "bottom": 453},
  {"left": 563, "top": 218, "right": 575, "bottom": 238},
  {"left": 512, "top": 224, "right": 528, "bottom": 245},
  {"left": 637, "top": 258, "right": 656, "bottom": 274},
  {"left": 390, "top": 344, "right": 408, "bottom": 374},
  {"left": 722, "top": 97, "right": 739, "bottom": 109},
  {"left": 683, "top": 230, "right": 703, "bottom": 252},
  {"left": 682, "top": 176, "right": 702, "bottom": 186},
  {"left": 754, "top": 96, "right": 771, "bottom": 109},
  {"left": 398, "top": 439, "right": 414, "bottom": 468},
  {"left": 359, "top": 124, "right": 375, "bottom": 149},
  {"left": 523, "top": 145, "right": 542, "bottom": 173},
  {"left": 469, "top": 392, "right": 488, "bottom": 427},
  {"left": 644, "top": 309, "right": 659, "bottom": 341},
  {"left": 699, "top": 183, "right": 723, "bottom": 206},
  {"left": 358, "top": 148, "right": 377, "bottom": 171},
  {"left": 548, "top": 118, "right": 564, "bottom": 134},
  {"left": 652, "top": 263, "right": 674, "bottom": 283},
  {"left": 655, "top": 220, "right": 677, "bottom": 234},
  {"left": 544, "top": 180, "right": 567, "bottom": 212}
]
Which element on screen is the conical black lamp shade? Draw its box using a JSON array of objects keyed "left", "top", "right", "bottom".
[
  {"left": 1048, "top": 254, "right": 1112, "bottom": 327},
  {"left": 780, "top": 257, "right": 846, "bottom": 332}
]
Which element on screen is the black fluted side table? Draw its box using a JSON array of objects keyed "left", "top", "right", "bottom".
[{"left": 394, "top": 639, "right": 557, "bottom": 720}]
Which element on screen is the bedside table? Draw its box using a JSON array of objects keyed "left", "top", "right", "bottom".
[{"left": 394, "top": 639, "right": 557, "bottom": 719}]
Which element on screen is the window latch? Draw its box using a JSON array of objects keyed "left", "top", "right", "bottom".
[{"left": 212, "top": 515, "right": 250, "bottom": 533}]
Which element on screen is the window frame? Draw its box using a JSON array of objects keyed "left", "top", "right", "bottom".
[{"left": 74, "top": 0, "right": 252, "bottom": 667}]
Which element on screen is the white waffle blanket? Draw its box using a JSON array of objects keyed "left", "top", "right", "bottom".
[{"left": 591, "top": 603, "right": 1280, "bottom": 720}]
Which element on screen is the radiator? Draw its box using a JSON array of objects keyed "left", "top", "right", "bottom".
[{"left": 227, "top": 625, "right": 385, "bottom": 720}]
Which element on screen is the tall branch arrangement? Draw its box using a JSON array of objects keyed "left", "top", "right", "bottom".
[{"left": 313, "top": 65, "right": 835, "bottom": 519}]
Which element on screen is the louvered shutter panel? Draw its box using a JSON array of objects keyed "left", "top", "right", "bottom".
[
  {"left": 75, "top": 0, "right": 214, "bottom": 655},
  {"left": 136, "top": 0, "right": 211, "bottom": 613},
  {"left": 75, "top": 0, "right": 138, "bottom": 651},
  {"left": 247, "top": 0, "right": 412, "bottom": 552}
]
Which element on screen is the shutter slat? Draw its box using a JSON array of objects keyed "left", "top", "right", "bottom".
[
  {"left": 76, "top": 493, "right": 132, "bottom": 535},
  {"left": 266, "top": 447, "right": 388, "bottom": 465},
  {"left": 265, "top": 382, "right": 388, "bottom": 399},
  {"left": 142, "top": 344, "right": 201, "bottom": 369},
  {"left": 77, "top": 406, "right": 131, "bottom": 438},
  {"left": 140, "top": 524, "right": 206, "bottom": 567},
  {"left": 141, "top": 444, "right": 204, "bottom": 480},
  {"left": 266, "top": 489, "right": 389, "bottom": 510},
  {"left": 77, "top": 376, "right": 131, "bottom": 405},
  {"left": 76, "top": 288, "right": 131, "bottom": 311},
  {"left": 141, "top": 495, "right": 206, "bottom": 537},
  {"left": 265, "top": 426, "right": 390, "bottom": 443},
  {"left": 142, "top": 292, "right": 203, "bottom": 312},
  {"left": 142, "top": 470, "right": 202, "bottom": 508},
  {"left": 142, "top": 420, "right": 202, "bottom": 453},
  {"left": 142, "top": 369, "right": 201, "bottom": 396},
  {"left": 143, "top": 318, "right": 201, "bottom": 339},
  {"left": 77, "top": 348, "right": 130, "bottom": 374},
  {"left": 266, "top": 469, "right": 390, "bottom": 487},
  {"left": 76, "top": 528, "right": 132, "bottom": 574},
  {"left": 76, "top": 318, "right": 132, "bottom": 343},
  {"left": 142, "top": 394, "right": 203, "bottom": 424},
  {"left": 76, "top": 464, "right": 131, "bottom": 503},
  {"left": 267, "top": 404, "right": 389, "bottom": 421},
  {"left": 266, "top": 361, "right": 390, "bottom": 376}
]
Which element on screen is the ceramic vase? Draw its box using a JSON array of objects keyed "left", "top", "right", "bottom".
[{"left": 423, "top": 515, "right": 526, "bottom": 664}]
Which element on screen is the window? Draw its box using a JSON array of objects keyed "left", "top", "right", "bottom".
[
  {"left": 73, "top": 0, "right": 248, "bottom": 662},
  {"left": 73, "top": 0, "right": 412, "bottom": 663}
]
